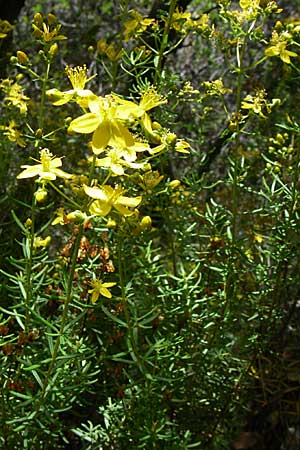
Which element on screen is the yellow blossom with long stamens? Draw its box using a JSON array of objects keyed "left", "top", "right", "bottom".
[
  {"left": 68, "top": 95, "right": 135, "bottom": 153},
  {"left": 47, "top": 65, "right": 96, "bottom": 107},
  {"left": 93, "top": 147, "right": 147, "bottom": 176},
  {"left": 17, "top": 148, "right": 72, "bottom": 181},
  {"left": 112, "top": 87, "right": 167, "bottom": 120},
  {"left": 84, "top": 184, "right": 142, "bottom": 217}
]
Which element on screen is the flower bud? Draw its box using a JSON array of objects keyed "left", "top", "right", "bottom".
[
  {"left": 34, "top": 188, "right": 48, "bottom": 203},
  {"left": 17, "top": 51, "right": 29, "bottom": 64},
  {"left": 49, "top": 43, "right": 58, "bottom": 57},
  {"left": 33, "top": 13, "right": 43, "bottom": 26},
  {"left": 166, "top": 132, "right": 177, "bottom": 145},
  {"left": 66, "top": 210, "right": 88, "bottom": 223},
  {"left": 47, "top": 13, "right": 57, "bottom": 25},
  {"left": 140, "top": 216, "right": 152, "bottom": 230},
  {"left": 169, "top": 179, "right": 181, "bottom": 189},
  {"left": 10, "top": 56, "right": 18, "bottom": 64},
  {"left": 25, "top": 218, "right": 32, "bottom": 228},
  {"left": 35, "top": 128, "right": 43, "bottom": 138}
]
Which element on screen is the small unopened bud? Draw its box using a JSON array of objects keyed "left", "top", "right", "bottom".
[
  {"left": 49, "top": 43, "right": 58, "bottom": 57},
  {"left": 276, "top": 133, "right": 284, "bottom": 144},
  {"left": 152, "top": 121, "right": 162, "bottom": 130},
  {"left": 17, "top": 51, "right": 29, "bottom": 64},
  {"left": 140, "top": 216, "right": 152, "bottom": 230},
  {"left": 66, "top": 210, "right": 87, "bottom": 223},
  {"left": 25, "top": 218, "right": 32, "bottom": 228},
  {"left": 169, "top": 179, "right": 181, "bottom": 189},
  {"left": 35, "top": 128, "right": 43, "bottom": 138},
  {"left": 10, "top": 56, "right": 18, "bottom": 64},
  {"left": 33, "top": 13, "right": 43, "bottom": 26},
  {"left": 64, "top": 116, "right": 72, "bottom": 125},
  {"left": 47, "top": 13, "right": 57, "bottom": 25},
  {"left": 34, "top": 188, "right": 48, "bottom": 203},
  {"left": 166, "top": 132, "right": 177, "bottom": 145}
]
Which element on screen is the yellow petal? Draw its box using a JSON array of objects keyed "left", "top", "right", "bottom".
[
  {"left": 17, "top": 165, "right": 42, "bottom": 179},
  {"left": 117, "top": 195, "right": 142, "bottom": 208},
  {"left": 83, "top": 185, "right": 109, "bottom": 200},
  {"left": 102, "top": 282, "right": 117, "bottom": 288},
  {"left": 89, "top": 200, "right": 111, "bottom": 216},
  {"left": 113, "top": 204, "right": 133, "bottom": 216},
  {"left": 99, "top": 286, "right": 113, "bottom": 298},
  {"left": 110, "top": 122, "right": 135, "bottom": 148},
  {"left": 92, "top": 120, "right": 111, "bottom": 149},
  {"left": 69, "top": 113, "right": 100, "bottom": 134}
]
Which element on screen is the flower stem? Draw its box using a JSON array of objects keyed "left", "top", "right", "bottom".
[
  {"left": 24, "top": 196, "right": 36, "bottom": 334},
  {"left": 35, "top": 223, "right": 83, "bottom": 411},
  {"left": 153, "top": 0, "right": 177, "bottom": 85}
]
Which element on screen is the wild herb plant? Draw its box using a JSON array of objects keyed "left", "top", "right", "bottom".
[{"left": 0, "top": 1, "right": 300, "bottom": 449}]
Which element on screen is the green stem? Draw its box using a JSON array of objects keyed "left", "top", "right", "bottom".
[
  {"left": 48, "top": 181, "right": 82, "bottom": 209},
  {"left": 117, "top": 236, "right": 146, "bottom": 375},
  {"left": 153, "top": 0, "right": 177, "bottom": 85},
  {"left": 35, "top": 224, "right": 83, "bottom": 411},
  {"left": 38, "top": 60, "right": 51, "bottom": 130},
  {"left": 24, "top": 196, "right": 36, "bottom": 334}
]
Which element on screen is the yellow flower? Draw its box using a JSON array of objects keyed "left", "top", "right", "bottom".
[
  {"left": 0, "top": 79, "right": 29, "bottom": 114},
  {"left": 202, "top": 79, "right": 232, "bottom": 97},
  {"left": 84, "top": 184, "right": 142, "bottom": 217},
  {"left": 241, "top": 89, "right": 269, "bottom": 118},
  {"left": 97, "top": 40, "right": 122, "bottom": 61},
  {"left": 112, "top": 87, "right": 167, "bottom": 119},
  {"left": 123, "top": 10, "right": 155, "bottom": 41},
  {"left": 52, "top": 208, "right": 65, "bottom": 225},
  {"left": 32, "top": 20, "right": 67, "bottom": 43},
  {"left": 33, "top": 236, "right": 51, "bottom": 248},
  {"left": 88, "top": 279, "right": 116, "bottom": 303},
  {"left": 136, "top": 170, "right": 164, "bottom": 192},
  {"left": 265, "top": 31, "right": 298, "bottom": 64},
  {"left": 68, "top": 95, "right": 135, "bottom": 153},
  {"left": 0, "top": 19, "right": 14, "bottom": 39},
  {"left": 94, "top": 147, "right": 146, "bottom": 176},
  {"left": 0, "top": 120, "right": 26, "bottom": 147},
  {"left": 17, "top": 148, "right": 72, "bottom": 181},
  {"left": 46, "top": 65, "right": 96, "bottom": 106}
]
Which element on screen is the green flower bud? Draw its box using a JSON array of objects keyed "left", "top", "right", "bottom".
[
  {"left": 34, "top": 188, "right": 48, "bottom": 203},
  {"left": 169, "top": 179, "right": 181, "bottom": 189},
  {"left": 49, "top": 43, "right": 58, "bottom": 57},
  {"left": 140, "top": 216, "right": 152, "bottom": 230},
  {"left": 33, "top": 13, "right": 43, "bottom": 26},
  {"left": 47, "top": 13, "right": 57, "bottom": 25},
  {"left": 17, "top": 51, "right": 29, "bottom": 64}
]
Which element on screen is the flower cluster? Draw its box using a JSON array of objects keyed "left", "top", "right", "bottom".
[
  {"left": 0, "top": 78, "right": 29, "bottom": 114},
  {"left": 170, "top": 9, "right": 212, "bottom": 36},
  {"left": 17, "top": 65, "right": 190, "bottom": 303},
  {"left": 265, "top": 30, "right": 298, "bottom": 64}
]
